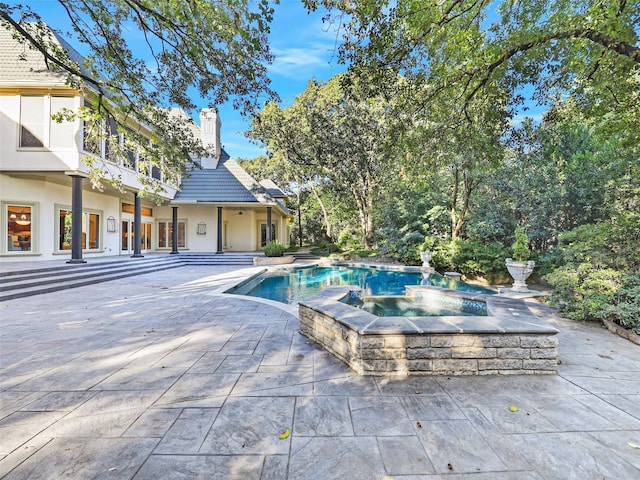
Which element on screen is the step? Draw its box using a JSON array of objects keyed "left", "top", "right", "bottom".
[
  {"left": 0, "top": 252, "right": 268, "bottom": 301},
  {"left": 0, "top": 257, "right": 180, "bottom": 287},
  {"left": 0, "top": 261, "right": 185, "bottom": 301}
]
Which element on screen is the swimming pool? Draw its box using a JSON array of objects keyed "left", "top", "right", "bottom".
[{"left": 226, "top": 264, "right": 495, "bottom": 304}]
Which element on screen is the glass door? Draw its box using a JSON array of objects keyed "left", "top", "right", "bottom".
[
  {"left": 121, "top": 220, "right": 152, "bottom": 254},
  {"left": 121, "top": 220, "right": 132, "bottom": 254},
  {"left": 260, "top": 223, "right": 276, "bottom": 247}
]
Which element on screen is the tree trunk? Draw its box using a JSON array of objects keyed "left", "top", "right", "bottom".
[
  {"left": 451, "top": 165, "right": 460, "bottom": 239},
  {"left": 451, "top": 166, "right": 474, "bottom": 240},
  {"left": 297, "top": 189, "right": 303, "bottom": 247},
  {"left": 308, "top": 181, "right": 332, "bottom": 239}
]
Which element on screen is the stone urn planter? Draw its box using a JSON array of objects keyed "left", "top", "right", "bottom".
[
  {"left": 505, "top": 258, "right": 535, "bottom": 293},
  {"left": 420, "top": 251, "right": 435, "bottom": 274}
]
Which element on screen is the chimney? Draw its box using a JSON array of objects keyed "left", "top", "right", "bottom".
[{"left": 199, "top": 108, "right": 221, "bottom": 169}]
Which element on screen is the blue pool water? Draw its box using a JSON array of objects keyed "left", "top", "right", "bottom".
[
  {"left": 227, "top": 265, "right": 495, "bottom": 305},
  {"left": 343, "top": 293, "right": 489, "bottom": 317}
]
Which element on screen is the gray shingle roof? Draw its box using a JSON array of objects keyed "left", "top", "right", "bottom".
[
  {"left": 174, "top": 151, "right": 284, "bottom": 209},
  {"left": 0, "top": 24, "right": 81, "bottom": 85},
  {"left": 259, "top": 179, "right": 286, "bottom": 198}
]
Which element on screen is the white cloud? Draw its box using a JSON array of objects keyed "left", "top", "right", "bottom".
[{"left": 270, "top": 44, "right": 338, "bottom": 78}]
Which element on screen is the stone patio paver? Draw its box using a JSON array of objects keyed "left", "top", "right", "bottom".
[{"left": 1, "top": 263, "right": 639, "bottom": 479}]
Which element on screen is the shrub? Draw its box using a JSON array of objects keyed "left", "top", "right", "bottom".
[
  {"left": 544, "top": 214, "right": 640, "bottom": 333},
  {"left": 412, "top": 237, "right": 509, "bottom": 281},
  {"left": 511, "top": 227, "right": 531, "bottom": 262},
  {"left": 607, "top": 276, "right": 640, "bottom": 335},
  {"left": 546, "top": 263, "right": 622, "bottom": 321},
  {"left": 263, "top": 240, "right": 285, "bottom": 257},
  {"left": 311, "top": 239, "right": 340, "bottom": 256}
]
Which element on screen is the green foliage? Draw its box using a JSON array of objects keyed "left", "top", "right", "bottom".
[
  {"left": 607, "top": 278, "right": 640, "bottom": 335},
  {"left": 511, "top": 227, "right": 531, "bottom": 261},
  {"left": 337, "top": 230, "right": 365, "bottom": 252},
  {"left": 263, "top": 241, "right": 285, "bottom": 257},
  {"left": 311, "top": 239, "right": 340, "bottom": 257},
  {"left": 545, "top": 214, "right": 640, "bottom": 332},
  {"left": 546, "top": 263, "right": 622, "bottom": 321},
  {"left": 248, "top": 74, "right": 405, "bottom": 247},
  {"left": 2, "top": 1, "right": 276, "bottom": 195},
  {"left": 431, "top": 239, "right": 509, "bottom": 281},
  {"left": 310, "top": 0, "right": 639, "bottom": 142}
]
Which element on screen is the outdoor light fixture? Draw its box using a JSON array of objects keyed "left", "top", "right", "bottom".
[
  {"left": 107, "top": 216, "right": 117, "bottom": 232},
  {"left": 196, "top": 222, "right": 207, "bottom": 235}
]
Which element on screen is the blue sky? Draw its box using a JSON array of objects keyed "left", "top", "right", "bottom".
[
  {"left": 222, "top": 1, "right": 349, "bottom": 159},
  {"left": 22, "top": 1, "right": 545, "bottom": 159},
  {"left": 24, "top": 0, "right": 347, "bottom": 160}
]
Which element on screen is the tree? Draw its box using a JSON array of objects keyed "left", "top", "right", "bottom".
[
  {"left": 1, "top": 1, "right": 277, "bottom": 194},
  {"left": 248, "top": 74, "right": 403, "bottom": 247},
  {"left": 238, "top": 154, "right": 311, "bottom": 247},
  {"left": 307, "top": 0, "right": 639, "bottom": 128},
  {"left": 246, "top": 99, "right": 336, "bottom": 241}
]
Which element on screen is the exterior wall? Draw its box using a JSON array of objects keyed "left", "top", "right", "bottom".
[
  {"left": 225, "top": 208, "right": 256, "bottom": 251},
  {"left": 1, "top": 89, "right": 289, "bottom": 260},
  {"left": 0, "top": 91, "right": 178, "bottom": 195},
  {"left": 1, "top": 174, "right": 124, "bottom": 261},
  {"left": 299, "top": 285, "right": 559, "bottom": 376},
  {"left": 154, "top": 205, "right": 289, "bottom": 253},
  {"left": 0, "top": 92, "right": 83, "bottom": 172},
  {"left": 154, "top": 204, "right": 209, "bottom": 252}
]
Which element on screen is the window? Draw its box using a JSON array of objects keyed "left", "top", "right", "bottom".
[
  {"left": 5, "top": 204, "right": 34, "bottom": 252},
  {"left": 122, "top": 203, "right": 153, "bottom": 216},
  {"left": 57, "top": 206, "right": 101, "bottom": 251},
  {"left": 20, "top": 95, "right": 76, "bottom": 149},
  {"left": 151, "top": 164, "right": 162, "bottom": 181},
  {"left": 20, "top": 96, "right": 45, "bottom": 147},
  {"left": 82, "top": 102, "right": 101, "bottom": 155},
  {"left": 260, "top": 223, "right": 277, "bottom": 247},
  {"left": 158, "top": 220, "right": 186, "bottom": 248},
  {"left": 103, "top": 116, "right": 118, "bottom": 162},
  {"left": 50, "top": 96, "right": 75, "bottom": 148},
  {"left": 123, "top": 128, "right": 137, "bottom": 171}
]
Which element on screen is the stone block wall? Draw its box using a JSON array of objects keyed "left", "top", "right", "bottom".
[{"left": 299, "top": 294, "right": 559, "bottom": 376}]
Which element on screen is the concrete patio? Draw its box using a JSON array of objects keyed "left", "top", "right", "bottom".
[{"left": 1, "top": 264, "right": 639, "bottom": 479}]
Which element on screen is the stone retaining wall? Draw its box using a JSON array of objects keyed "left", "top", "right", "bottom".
[{"left": 299, "top": 285, "right": 559, "bottom": 376}]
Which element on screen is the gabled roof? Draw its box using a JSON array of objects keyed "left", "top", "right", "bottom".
[
  {"left": 174, "top": 150, "right": 288, "bottom": 213},
  {"left": 259, "top": 179, "right": 286, "bottom": 198},
  {"left": 0, "top": 24, "right": 84, "bottom": 86}
]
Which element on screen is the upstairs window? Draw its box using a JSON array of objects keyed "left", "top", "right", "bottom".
[
  {"left": 20, "top": 95, "right": 76, "bottom": 149},
  {"left": 20, "top": 96, "right": 45, "bottom": 147},
  {"left": 49, "top": 96, "right": 75, "bottom": 148}
]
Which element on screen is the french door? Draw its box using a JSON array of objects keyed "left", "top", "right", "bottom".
[{"left": 121, "top": 219, "right": 152, "bottom": 254}]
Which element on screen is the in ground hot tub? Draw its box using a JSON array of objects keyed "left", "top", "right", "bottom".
[
  {"left": 343, "top": 291, "right": 488, "bottom": 317},
  {"left": 298, "top": 285, "right": 558, "bottom": 376}
]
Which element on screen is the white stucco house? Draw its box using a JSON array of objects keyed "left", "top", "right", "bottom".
[{"left": 0, "top": 25, "right": 291, "bottom": 263}]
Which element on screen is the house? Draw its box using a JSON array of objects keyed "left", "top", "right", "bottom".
[{"left": 0, "top": 24, "right": 290, "bottom": 263}]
